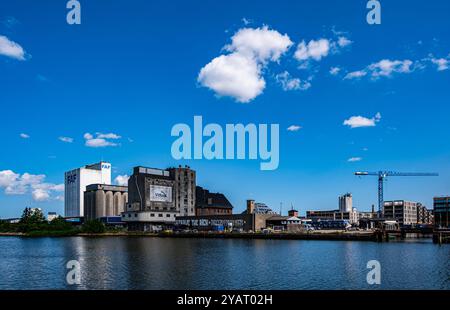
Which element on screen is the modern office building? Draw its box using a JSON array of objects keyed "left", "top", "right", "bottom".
[
  {"left": 195, "top": 186, "right": 233, "bottom": 216},
  {"left": 123, "top": 165, "right": 196, "bottom": 231},
  {"left": 383, "top": 200, "right": 418, "bottom": 226},
  {"left": 339, "top": 193, "right": 353, "bottom": 213},
  {"left": 433, "top": 196, "right": 450, "bottom": 228},
  {"left": 84, "top": 184, "right": 128, "bottom": 221},
  {"left": 64, "top": 162, "right": 111, "bottom": 217}
]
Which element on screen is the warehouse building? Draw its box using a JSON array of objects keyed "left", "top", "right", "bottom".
[
  {"left": 64, "top": 162, "right": 111, "bottom": 217},
  {"left": 122, "top": 165, "right": 196, "bottom": 231},
  {"left": 195, "top": 186, "right": 233, "bottom": 216},
  {"left": 84, "top": 184, "right": 128, "bottom": 221}
]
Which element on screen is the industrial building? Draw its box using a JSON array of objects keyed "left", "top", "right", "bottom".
[
  {"left": 433, "top": 196, "right": 450, "bottom": 228},
  {"left": 195, "top": 186, "right": 233, "bottom": 216},
  {"left": 84, "top": 184, "right": 128, "bottom": 221},
  {"left": 122, "top": 166, "right": 196, "bottom": 231},
  {"left": 306, "top": 193, "right": 359, "bottom": 225},
  {"left": 339, "top": 193, "right": 353, "bottom": 213},
  {"left": 383, "top": 200, "right": 418, "bottom": 226},
  {"left": 64, "top": 162, "right": 111, "bottom": 217}
]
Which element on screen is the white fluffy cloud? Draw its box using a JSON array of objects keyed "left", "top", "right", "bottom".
[
  {"left": 114, "top": 175, "right": 129, "bottom": 186},
  {"left": 294, "top": 36, "right": 352, "bottom": 64},
  {"left": 0, "top": 170, "right": 63, "bottom": 201},
  {"left": 198, "top": 26, "right": 293, "bottom": 103},
  {"left": 198, "top": 53, "right": 265, "bottom": 103},
  {"left": 275, "top": 71, "right": 311, "bottom": 91},
  {"left": 0, "top": 35, "right": 26, "bottom": 60},
  {"left": 343, "top": 112, "right": 381, "bottom": 128},
  {"left": 84, "top": 132, "right": 121, "bottom": 148},
  {"left": 59, "top": 136, "right": 74, "bottom": 143},
  {"left": 295, "top": 39, "right": 330, "bottom": 62},
  {"left": 20, "top": 133, "right": 30, "bottom": 139},
  {"left": 287, "top": 125, "right": 302, "bottom": 132}
]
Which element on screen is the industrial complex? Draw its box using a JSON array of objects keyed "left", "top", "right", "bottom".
[{"left": 57, "top": 161, "right": 450, "bottom": 235}]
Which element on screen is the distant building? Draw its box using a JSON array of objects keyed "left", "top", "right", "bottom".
[
  {"left": 339, "top": 193, "right": 352, "bottom": 213},
  {"left": 123, "top": 166, "right": 196, "bottom": 231},
  {"left": 64, "top": 162, "right": 111, "bottom": 217},
  {"left": 306, "top": 209, "right": 358, "bottom": 225},
  {"left": 433, "top": 197, "right": 450, "bottom": 228},
  {"left": 47, "top": 212, "right": 58, "bottom": 222},
  {"left": 416, "top": 203, "right": 433, "bottom": 225},
  {"left": 84, "top": 184, "right": 128, "bottom": 221},
  {"left": 245, "top": 200, "right": 277, "bottom": 215},
  {"left": 195, "top": 186, "right": 233, "bottom": 216},
  {"left": 383, "top": 200, "right": 418, "bottom": 226}
]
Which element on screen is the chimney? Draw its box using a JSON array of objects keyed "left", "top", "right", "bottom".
[{"left": 247, "top": 200, "right": 255, "bottom": 214}]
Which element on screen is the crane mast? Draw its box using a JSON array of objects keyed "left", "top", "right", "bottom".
[{"left": 354, "top": 171, "right": 438, "bottom": 216}]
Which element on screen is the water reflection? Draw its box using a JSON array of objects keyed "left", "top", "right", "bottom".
[{"left": 0, "top": 237, "right": 448, "bottom": 290}]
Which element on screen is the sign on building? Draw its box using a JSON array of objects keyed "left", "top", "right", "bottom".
[{"left": 149, "top": 185, "right": 172, "bottom": 202}]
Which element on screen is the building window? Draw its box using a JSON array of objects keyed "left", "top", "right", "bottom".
[
  {"left": 151, "top": 214, "right": 155, "bottom": 217},
  {"left": 166, "top": 214, "right": 170, "bottom": 218},
  {"left": 158, "top": 214, "right": 163, "bottom": 217}
]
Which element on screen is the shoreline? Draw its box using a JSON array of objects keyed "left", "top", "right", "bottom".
[{"left": 0, "top": 231, "right": 381, "bottom": 241}]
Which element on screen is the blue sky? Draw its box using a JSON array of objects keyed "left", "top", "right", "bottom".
[{"left": 0, "top": 0, "right": 449, "bottom": 218}]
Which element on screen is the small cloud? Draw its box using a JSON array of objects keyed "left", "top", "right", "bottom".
[
  {"left": 329, "top": 67, "right": 341, "bottom": 75},
  {"left": 337, "top": 36, "right": 352, "bottom": 48},
  {"left": 276, "top": 71, "right": 311, "bottom": 91},
  {"left": 344, "top": 70, "right": 367, "bottom": 80},
  {"left": 242, "top": 18, "right": 252, "bottom": 25},
  {"left": 0, "top": 35, "right": 27, "bottom": 60},
  {"left": 430, "top": 57, "right": 449, "bottom": 71},
  {"left": 343, "top": 112, "right": 381, "bottom": 128},
  {"left": 114, "top": 175, "right": 129, "bottom": 186},
  {"left": 345, "top": 59, "right": 415, "bottom": 80},
  {"left": 95, "top": 132, "right": 121, "bottom": 139},
  {"left": 59, "top": 136, "right": 74, "bottom": 143},
  {"left": 362, "top": 147, "right": 369, "bottom": 151},
  {"left": 287, "top": 125, "right": 302, "bottom": 132},
  {"left": 348, "top": 157, "right": 362, "bottom": 162},
  {"left": 127, "top": 137, "right": 134, "bottom": 143},
  {"left": 294, "top": 39, "right": 330, "bottom": 62},
  {"left": 20, "top": 133, "right": 30, "bottom": 139},
  {"left": 84, "top": 132, "right": 121, "bottom": 148}
]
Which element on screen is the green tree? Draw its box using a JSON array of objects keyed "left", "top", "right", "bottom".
[
  {"left": 82, "top": 219, "right": 106, "bottom": 233},
  {"left": 20, "top": 207, "right": 46, "bottom": 224}
]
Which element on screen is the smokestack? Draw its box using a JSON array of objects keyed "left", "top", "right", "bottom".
[{"left": 247, "top": 200, "right": 255, "bottom": 214}]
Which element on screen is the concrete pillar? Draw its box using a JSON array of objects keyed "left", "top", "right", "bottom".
[{"left": 95, "top": 190, "right": 106, "bottom": 218}]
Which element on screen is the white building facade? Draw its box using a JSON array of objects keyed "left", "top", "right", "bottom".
[{"left": 64, "top": 162, "right": 111, "bottom": 217}]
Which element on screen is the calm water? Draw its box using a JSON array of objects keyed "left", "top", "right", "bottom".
[{"left": 0, "top": 237, "right": 448, "bottom": 290}]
